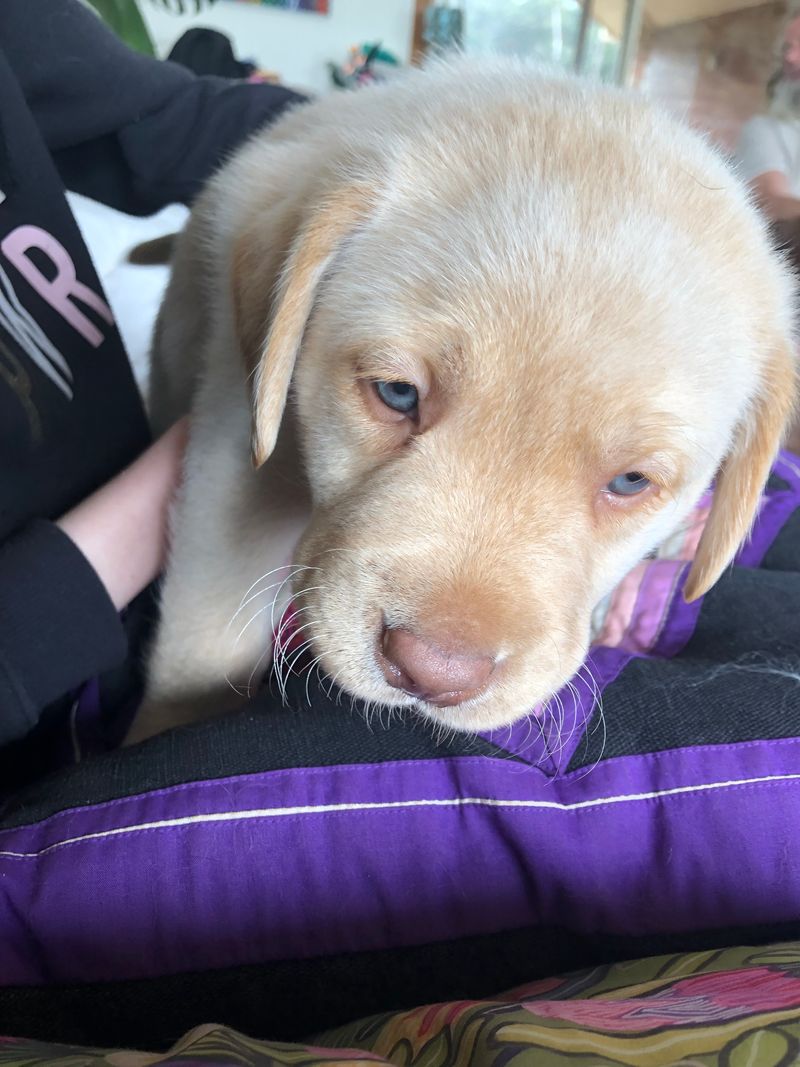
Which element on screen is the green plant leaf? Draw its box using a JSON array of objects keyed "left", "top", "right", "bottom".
[{"left": 85, "top": 0, "right": 157, "bottom": 56}]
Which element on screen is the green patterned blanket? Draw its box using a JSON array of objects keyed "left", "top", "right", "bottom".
[{"left": 4, "top": 943, "right": 800, "bottom": 1066}]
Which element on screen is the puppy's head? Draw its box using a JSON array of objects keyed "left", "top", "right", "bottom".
[{"left": 231, "top": 61, "right": 797, "bottom": 731}]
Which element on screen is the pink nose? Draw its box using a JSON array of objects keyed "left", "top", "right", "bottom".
[{"left": 379, "top": 626, "right": 494, "bottom": 707}]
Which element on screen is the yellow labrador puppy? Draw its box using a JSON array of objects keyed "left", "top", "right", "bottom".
[{"left": 126, "top": 57, "right": 797, "bottom": 744}]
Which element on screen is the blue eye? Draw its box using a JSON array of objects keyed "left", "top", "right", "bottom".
[
  {"left": 606, "top": 472, "right": 650, "bottom": 496},
  {"left": 374, "top": 380, "right": 419, "bottom": 414}
]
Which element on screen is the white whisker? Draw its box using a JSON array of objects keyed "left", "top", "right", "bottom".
[{"left": 227, "top": 564, "right": 313, "bottom": 631}]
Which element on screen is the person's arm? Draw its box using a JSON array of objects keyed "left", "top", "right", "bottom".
[
  {"left": 57, "top": 418, "right": 188, "bottom": 612},
  {"left": 0, "top": 420, "right": 187, "bottom": 746},
  {"left": 787, "top": 413, "right": 800, "bottom": 455},
  {"left": 736, "top": 117, "right": 800, "bottom": 221},
  {"left": 751, "top": 170, "right": 800, "bottom": 221},
  {"left": 0, "top": 0, "right": 307, "bottom": 216},
  {"left": 0, "top": 521, "right": 126, "bottom": 746}
]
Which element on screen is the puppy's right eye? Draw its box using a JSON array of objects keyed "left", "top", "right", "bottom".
[
  {"left": 373, "top": 380, "right": 419, "bottom": 415},
  {"left": 606, "top": 472, "right": 651, "bottom": 496}
]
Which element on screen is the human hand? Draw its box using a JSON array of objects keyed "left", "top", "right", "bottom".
[{"left": 57, "top": 417, "right": 189, "bottom": 610}]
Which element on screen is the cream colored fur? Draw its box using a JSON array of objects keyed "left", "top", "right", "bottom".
[{"left": 125, "top": 57, "right": 798, "bottom": 745}]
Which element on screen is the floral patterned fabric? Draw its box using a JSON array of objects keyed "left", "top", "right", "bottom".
[{"left": 4, "top": 943, "right": 800, "bottom": 1066}]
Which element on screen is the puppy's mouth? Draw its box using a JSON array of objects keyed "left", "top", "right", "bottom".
[
  {"left": 274, "top": 591, "right": 588, "bottom": 731},
  {"left": 274, "top": 601, "right": 500, "bottom": 718}
]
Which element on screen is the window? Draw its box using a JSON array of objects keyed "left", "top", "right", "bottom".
[{"left": 456, "top": 0, "right": 638, "bottom": 83}]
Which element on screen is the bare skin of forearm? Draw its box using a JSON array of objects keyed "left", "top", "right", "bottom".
[
  {"left": 750, "top": 172, "right": 800, "bottom": 222},
  {"left": 761, "top": 193, "right": 800, "bottom": 221}
]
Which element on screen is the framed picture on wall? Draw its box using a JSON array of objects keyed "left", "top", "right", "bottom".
[{"left": 232, "top": 0, "right": 330, "bottom": 13}]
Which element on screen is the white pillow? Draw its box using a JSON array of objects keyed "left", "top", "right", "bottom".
[{"left": 67, "top": 192, "right": 189, "bottom": 398}]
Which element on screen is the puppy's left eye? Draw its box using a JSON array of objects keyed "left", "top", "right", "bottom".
[
  {"left": 606, "top": 472, "right": 651, "bottom": 496},
  {"left": 374, "top": 380, "right": 419, "bottom": 415}
]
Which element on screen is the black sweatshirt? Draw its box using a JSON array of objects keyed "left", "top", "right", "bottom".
[{"left": 0, "top": 0, "right": 305, "bottom": 746}]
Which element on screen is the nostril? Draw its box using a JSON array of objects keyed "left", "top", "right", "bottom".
[
  {"left": 379, "top": 625, "right": 495, "bottom": 707},
  {"left": 380, "top": 629, "right": 418, "bottom": 692}
]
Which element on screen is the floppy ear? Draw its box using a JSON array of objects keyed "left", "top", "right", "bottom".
[
  {"left": 231, "top": 184, "right": 374, "bottom": 469},
  {"left": 684, "top": 341, "right": 798, "bottom": 602}
]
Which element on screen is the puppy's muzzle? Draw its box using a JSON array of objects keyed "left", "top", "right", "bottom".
[{"left": 379, "top": 624, "right": 495, "bottom": 708}]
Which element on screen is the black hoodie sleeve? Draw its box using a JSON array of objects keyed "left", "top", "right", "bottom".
[
  {"left": 0, "top": 0, "right": 307, "bottom": 216},
  {"left": 0, "top": 521, "right": 128, "bottom": 746}
]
